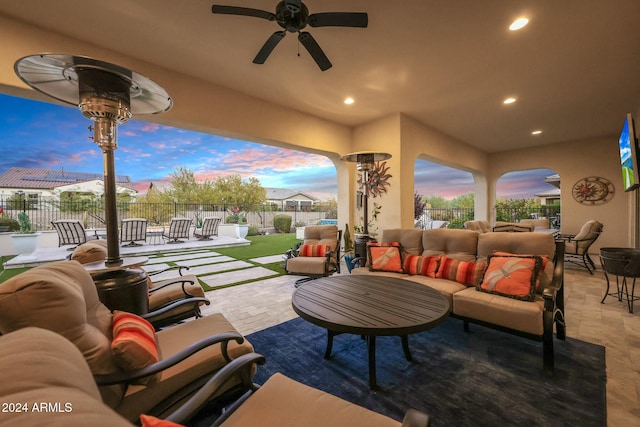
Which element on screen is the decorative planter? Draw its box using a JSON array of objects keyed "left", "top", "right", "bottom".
[
  {"left": 218, "top": 223, "right": 249, "bottom": 240},
  {"left": 296, "top": 226, "right": 306, "bottom": 240},
  {"left": 10, "top": 233, "right": 41, "bottom": 256}
]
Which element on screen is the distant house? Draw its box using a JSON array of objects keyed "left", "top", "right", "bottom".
[
  {"left": 265, "top": 188, "right": 319, "bottom": 210},
  {"left": 536, "top": 174, "right": 561, "bottom": 205},
  {"left": 0, "top": 167, "right": 137, "bottom": 205}
]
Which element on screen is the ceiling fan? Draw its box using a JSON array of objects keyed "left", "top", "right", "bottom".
[{"left": 211, "top": 0, "right": 368, "bottom": 71}]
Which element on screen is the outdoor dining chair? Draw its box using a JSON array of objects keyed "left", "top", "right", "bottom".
[
  {"left": 120, "top": 218, "right": 147, "bottom": 246},
  {"left": 51, "top": 219, "right": 98, "bottom": 250},
  {"left": 162, "top": 217, "right": 192, "bottom": 243},
  {"left": 194, "top": 216, "right": 222, "bottom": 240}
]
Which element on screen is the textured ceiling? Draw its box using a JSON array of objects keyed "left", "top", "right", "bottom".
[{"left": 1, "top": 0, "right": 639, "bottom": 152}]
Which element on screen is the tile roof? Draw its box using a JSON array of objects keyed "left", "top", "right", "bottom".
[
  {"left": 265, "top": 187, "right": 318, "bottom": 201},
  {"left": 0, "top": 167, "right": 135, "bottom": 190}
]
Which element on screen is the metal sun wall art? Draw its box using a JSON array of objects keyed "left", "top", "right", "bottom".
[{"left": 358, "top": 161, "right": 392, "bottom": 198}]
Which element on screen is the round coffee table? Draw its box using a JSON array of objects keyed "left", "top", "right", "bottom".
[{"left": 292, "top": 275, "right": 450, "bottom": 389}]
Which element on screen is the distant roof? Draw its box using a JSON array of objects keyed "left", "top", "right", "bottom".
[
  {"left": 0, "top": 167, "right": 135, "bottom": 190},
  {"left": 535, "top": 188, "right": 561, "bottom": 198},
  {"left": 266, "top": 187, "right": 319, "bottom": 201}
]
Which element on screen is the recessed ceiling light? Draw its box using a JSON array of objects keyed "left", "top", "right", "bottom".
[
  {"left": 344, "top": 97, "right": 354, "bottom": 105},
  {"left": 503, "top": 97, "right": 517, "bottom": 105},
  {"left": 531, "top": 130, "right": 543, "bottom": 135},
  {"left": 509, "top": 17, "right": 529, "bottom": 31}
]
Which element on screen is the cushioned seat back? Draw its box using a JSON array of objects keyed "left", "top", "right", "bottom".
[
  {"left": 477, "top": 232, "right": 556, "bottom": 293},
  {"left": 381, "top": 228, "right": 424, "bottom": 257},
  {"left": 464, "top": 220, "right": 491, "bottom": 233},
  {"left": 71, "top": 240, "right": 109, "bottom": 264},
  {"left": 572, "top": 220, "right": 603, "bottom": 252},
  {"left": 520, "top": 218, "right": 551, "bottom": 229},
  {"left": 422, "top": 229, "right": 479, "bottom": 261},
  {"left": 0, "top": 260, "right": 124, "bottom": 406},
  {"left": 0, "top": 327, "right": 132, "bottom": 427}
]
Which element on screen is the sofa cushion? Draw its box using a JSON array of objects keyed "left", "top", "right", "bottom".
[
  {"left": 436, "top": 257, "right": 487, "bottom": 287},
  {"left": 453, "top": 287, "right": 545, "bottom": 336},
  {"left": 421, "top": 229, "right": 478, "bottom": 261},
  {"left": 220, "top": 372, "right": 400, "bottom": 427},
  {"left": 368, "top": 242, "right": 404, "bottom": 273},
  {"left": 381, "top": 228, "right": 424, "bottom": 257},
  {"left": 479, "top": 255, "right": 542, "bottom": 301},
  {"left": 111, "top": 311, "right": 161, "bottom": 386},
  {"left": 403, "top": 255, "right": 440, "bottom": 277},
  {"left": 298, "top": 244, "right": 329, "bottom": 257}
]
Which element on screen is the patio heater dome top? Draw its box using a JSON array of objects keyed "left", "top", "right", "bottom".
[
  {"left": 14, "top": 54, "right": 172, "bottom": 117},
  {"left": 341, "top": 151, "right": 391, "bottom": 171}
]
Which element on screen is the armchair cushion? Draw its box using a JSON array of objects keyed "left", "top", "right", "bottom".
[
  {"left": 112, "top": 311, "right": 160, "bottom": 386},
  {"left": 71, "top": 239, "right": 108, "bottom": 264},
  {"left": 478, "top": 255, "right": 543, "bottom": 301}
]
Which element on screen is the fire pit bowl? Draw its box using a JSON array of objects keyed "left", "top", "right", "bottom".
[{"left": 600, "top": 247, "right": 640, "bottom": 278}]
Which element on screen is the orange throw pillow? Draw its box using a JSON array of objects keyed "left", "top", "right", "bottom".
[
  {"left": 478, "top": 255, "right": 542, "bottom": 301},
  {"left": 111, "top": 310, "right": 160, "bottom": 385},
  {"left": 140, "top": 414, "right": 184, "bottom": 427},
  {"left": 368, "top": 242, "right": 404, "bottom": 273},
  {"left": 404, "top": 255, "right": 440, "bottom": 277},
  {"left": 299, "top": 244, "right": 330, "bottom": 257}
]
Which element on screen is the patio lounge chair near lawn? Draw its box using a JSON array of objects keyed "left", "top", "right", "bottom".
[
  {"left": 120, "top": 218, "right": 147, "bottom": 247},
  {"left": 163, "top": 217, "right": 192, "bottom": 244},
  {"left": 194, "top": 216, "right": 222, "bottom": 241},
  {"left": 51, "top": 219, "right": 98, "bottom": 250}
]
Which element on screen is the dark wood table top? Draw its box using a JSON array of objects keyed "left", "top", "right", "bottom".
[{"left": 292, "top": 275, "right": 450, "bottom": 336}]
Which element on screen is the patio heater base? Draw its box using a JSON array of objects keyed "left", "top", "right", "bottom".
[{"left": 93, "top": 268, "right": 149, "bottom": 315}]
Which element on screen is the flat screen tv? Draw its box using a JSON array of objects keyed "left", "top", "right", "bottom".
[{"left": 619, "top": 113, "right": 640, "bottom": 191}]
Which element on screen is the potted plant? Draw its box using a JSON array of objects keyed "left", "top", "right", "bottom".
[
  {"left": 342, "top": 223, "right": 355, "bottom": 272},
  {"left": 295, "top": 221, "right": 306, "bottom": 239},
  {"left": 10, "top": 212, "right": 40, "bottom": 256}
]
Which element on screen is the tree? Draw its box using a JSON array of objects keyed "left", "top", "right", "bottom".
[
  {"left": 414, "top": 191, "right": 426, "bottom": 219},
  {"left": 211, "top": 174, "right": 266, "bottom": 212}
]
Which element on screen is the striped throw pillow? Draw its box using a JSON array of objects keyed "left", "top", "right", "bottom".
[
  {"left": 403, "top": 255, "right": 441, "bottom": 277},
  {"left": 299, "top": 244, "right": 330, "bottom": 257},
  {"left": 111, "top": 310, "right": 160, "bottom": 385},
  {"left": 436, "top": 257, "right": 487, "bottom": 287}
]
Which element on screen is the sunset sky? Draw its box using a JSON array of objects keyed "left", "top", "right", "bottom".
[{"left": 0, "top": 94, "right": 556, "bottom": 200}]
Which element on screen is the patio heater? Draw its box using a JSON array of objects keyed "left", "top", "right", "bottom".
[
  {"left": 341, "top": 151, "right": 391, "bottom": 264},
  {"left": 14, "top": 54, "right": 172, "bottom": 313}
]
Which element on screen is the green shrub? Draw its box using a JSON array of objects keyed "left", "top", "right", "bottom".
[
  {"left": 247, "top": 224, "right": 260, "bottom": 236},
  {"left": 273, "top": 214, "right": 292, "bottom": 233},
  {"left": 0, "top": 217, "right": 19, "bottom": 231}
]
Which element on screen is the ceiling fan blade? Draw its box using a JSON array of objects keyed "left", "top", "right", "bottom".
[
  {"left": 253, "top": 31, "right": 287, "bottom": 64},
  {"left": 308, "top": 12, "right": 368, "bottom": 28},
  {"left": 211, "top": 5, "right": 276, "bottom": 21},
  {"left": 298, "top": 32, "right": 332, "bottom": 71}
]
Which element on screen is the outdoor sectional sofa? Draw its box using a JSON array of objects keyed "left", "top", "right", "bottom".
[{"left": 352, "top": 228, "right": 565, "bottom": 373}]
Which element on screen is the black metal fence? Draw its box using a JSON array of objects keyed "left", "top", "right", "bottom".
[
  {"left": 0, "top": 198, "right": 338, "bottom": 232},
  {"left": 1, "top": 197, "right": 560, "bottom": 232},
  {"left": 416, "top": 205, "right": 561, "bottom": 229}
]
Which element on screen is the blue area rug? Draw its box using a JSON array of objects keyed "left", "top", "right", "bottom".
[{"left": 245, "top": 317, "right": 606, "bottom": 427}]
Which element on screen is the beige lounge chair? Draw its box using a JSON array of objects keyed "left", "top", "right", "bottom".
[{"left": 284, "top": 225, "right": 341, "bottom": 286}]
